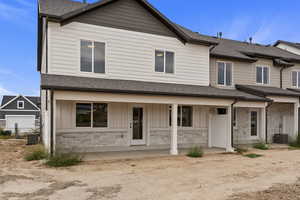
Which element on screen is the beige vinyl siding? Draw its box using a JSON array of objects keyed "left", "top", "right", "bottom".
[
  {"left": 48, "top": 22, "right": 210, "bottom": 86},
  {"left": 56, "top": 101, "right": 208, "bottom": 131},
  {"left": 282, "top": 64, "right": 300, "bottom": 89},
  {"left": 210, "top": 58, "right": 281, "bottom": 88}
]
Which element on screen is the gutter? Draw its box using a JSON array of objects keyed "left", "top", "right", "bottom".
[{"left": 231, "top": 99, "right": 238, "bottom": 148}]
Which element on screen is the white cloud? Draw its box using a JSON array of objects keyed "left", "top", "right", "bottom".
[
  {"left": 0, "top": 85, "right": 15, "bottom": 96},
  {"left": 0, "top": 2, "right": 28, "bottom": 20},
  {"left": 252, "top": 22, "right": 275, "bottom": 44},
  {"left": 225, "top": 17, "right": 252, "bottom": 40}
]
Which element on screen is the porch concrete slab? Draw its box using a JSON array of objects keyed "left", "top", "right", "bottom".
[{"left": 81, "top": 148, "right": 226, "bottom": 161}]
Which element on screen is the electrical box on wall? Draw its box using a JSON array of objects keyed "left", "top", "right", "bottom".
[{"left": 217, "top": 108, "right": 227, "bottom": 115}]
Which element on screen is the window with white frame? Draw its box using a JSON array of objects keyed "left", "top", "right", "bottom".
[
  {"left": 217, "top": 62, "right": 232, "bottom": 86},
  {"left": 80, "top": 40, "right": 105, "bottom": 73},
  {"left": 292, "top": 71, "right": 300, "bottom": 88},
  {"left": 155, "top": 50, "right": 174, "bottom": 73},
  {"left": 76, "top": 103, "right": 108, "bottom": 128},
  {"left": 256, "top": 66, "right": 269, "bottom": 84},
  {"left": 17, "top": 101, "right": 24, "bottom": 109},
  {"left": 169, "top": 105, "right": 193, "bottom": 127}
]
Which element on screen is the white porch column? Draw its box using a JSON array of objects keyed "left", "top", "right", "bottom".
[
  {"left": 260, "top": 106, "right": 266, "bottom": 143},
  {"left": 294, "top": 101, "right": 299, "bottom": 140},
  {"left": 226, "top": 106, "right": 234, "bottom": 152},
  {"left": 170, "top": 104, "right": 178, "bottom": 155}
]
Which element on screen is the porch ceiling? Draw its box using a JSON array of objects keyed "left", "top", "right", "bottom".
[{"left": 41, "top": 74, "right": 267, "bottom": 102}]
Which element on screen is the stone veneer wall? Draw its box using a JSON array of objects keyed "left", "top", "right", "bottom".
[
  {"left": 56, "top": 130, "right": 129, "bottom": 153},
  {"left": 267, "top": 103, "right": 294, "bottom": 143},
  {"left": 149, "top": 128, "right": 208, "bottom": 148},
  {"left": 56, "top": 128, "right": 208, "bottom": 153},
  {"left": 233, "top": 108, "right": 261, "bottom": 145}
]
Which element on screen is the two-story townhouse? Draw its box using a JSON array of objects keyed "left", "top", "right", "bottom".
[
  {"left": 210, "top": 38, "right": 300, "bottom": 144},
  {"left": 38, "top": 0, "right": 268, "bottom": 155}
]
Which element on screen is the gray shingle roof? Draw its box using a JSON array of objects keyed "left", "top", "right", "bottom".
[
  {"left": 275, "top": 40, "right": 300, "bottom": 50},
  {"left": 236, "top": 85, "right": 300, "bottom": 97},
  {"left": 211, "top": 38, "right": 300, "bottom": 63},
  {"left": 1, "top": 95, "right": 40, "bottom": 108},
  {"left": 38, "top": 0, "right": 218, "bottom": 46},
  {"left": 39, "top": 0, "right": 87, "bottom": 17},
  {"left": 41, "top": 74, "right": 269, "bottom": 102}
]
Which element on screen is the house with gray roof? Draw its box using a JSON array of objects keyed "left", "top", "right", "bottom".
[
  {"left": 0, "top": 95, "right": 40, "bottom": 133},
  {"left": 38, "top": 0, "right": 300, "bottom": 155},
  {"left": 275, "top": 40, "right": 300, "bottom": 56},
  {"left": 210, "top": 37, "right": 300, "bottom": 144}
]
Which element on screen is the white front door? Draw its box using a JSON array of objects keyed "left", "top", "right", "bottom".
[
  {"left": 130, "top": 105, "right": 146, "bottom": 145},
  {"left": 210, "top": 108, "right": 228, "bottom": 148}
]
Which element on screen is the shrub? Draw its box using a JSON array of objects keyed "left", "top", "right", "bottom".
[
  {"left": 187, "top": 146, "right": 203, "bottom": 158},
  {"left": 0, "top": 129, "right": 12, "bottom": 136},
  {"left": 235, "top": 147, "right": 248, "bottom": 154},
  {"left": 45, "top": 153, "right": 82, "bottom": 167},
  {"left": 289, "top": 134, "right": 300, "bottom": 148},
  {"left": 25, "top": 145, "right": 48, "bottom": 161},
  {"left": 244, "top": 153, "right": 263, "bottom": 158},
  {"left": 253, "top": 143, "right": 269, "bottom": 150}
]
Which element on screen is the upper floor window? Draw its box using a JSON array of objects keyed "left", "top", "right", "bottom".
[
  {"left": 217, "top": 62, "right": 232, "bottom": 86},
  {"left": 17, "top": 101, "right": 24, "bottom": 109},
  {"left": 80, "top": 40, "right": 105, "bottom": 73},
  {"left": 256, "top": 66, "right": 269, "bottom": 84},
  {"left": 155, "top": 50, "right": 174, "bottom": 73},
  {"left": 292, "top": 71, "right": 300, "bottom": 88}
]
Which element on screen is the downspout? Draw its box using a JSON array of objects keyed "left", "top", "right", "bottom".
[
  {"left": 265, "top": 101, "right": 273, "bottom": 144},
  {"left": 45, "top": 17, "right": 49, "bottom": 73},
  {"left": 50, "top": 90, "right": 54, "bottom": 156},
  {"left": 280, "top": 67, "right": 285, "bottom": 88},
  {"left": 231, "top": 99, "right": 238, "bottom": 148}
]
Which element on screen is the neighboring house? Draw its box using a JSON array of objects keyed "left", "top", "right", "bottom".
[
  {"left": 0, "top": 95, "right": 40, "bottom": 133},
  {"left": 275, "top": 40, "right": 300, "bottom": 55},
  {"left": 210, "top": 38, "right": 300, "bottom": 144},
  {"left": 37, "top": 0, "right": 300, "bottom": 155}
]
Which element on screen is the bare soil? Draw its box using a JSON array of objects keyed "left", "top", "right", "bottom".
[{"left": 1, "top": 139, "right": 300, "bottom": 200}]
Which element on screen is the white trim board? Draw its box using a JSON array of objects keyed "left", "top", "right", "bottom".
[{"left": 0, "top": 109, "right": 40, "bottom": 112}]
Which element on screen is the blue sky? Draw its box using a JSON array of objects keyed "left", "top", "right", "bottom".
[{"left": 0, "top": 0, "right": 299, "bottom": 97}]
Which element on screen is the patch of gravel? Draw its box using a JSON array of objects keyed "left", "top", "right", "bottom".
[
  {"left": 86, "top": 185, "right": 122, "bottom": 200},
  {"left": 0, "top": 175, "right": 33, "bottom": 184},
  {"left": 1, "top": 180, "right": 87, "bottom": 200},
  {"left": 229, "top": 178, "right": 300, "bottom": 200}
]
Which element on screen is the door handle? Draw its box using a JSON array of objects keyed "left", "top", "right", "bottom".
[{"left": 130, "top": 122, "right": 132, "bottom": 128}]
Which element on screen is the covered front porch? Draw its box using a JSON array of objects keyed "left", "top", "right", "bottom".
[
  {"left": 52, "top": 91, "right": 237, "bottom": 155},
  {"left": 41, "top": 74, "right": 269, "bottom": 155}
]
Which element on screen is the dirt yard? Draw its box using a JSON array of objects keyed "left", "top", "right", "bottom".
[{"left": 1, "top": 140, "right": 300, "bottom": 200}]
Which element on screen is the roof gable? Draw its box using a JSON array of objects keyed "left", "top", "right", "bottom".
[
  {"left": 39, "top": 0, "right": 218, "bottom": 46},
  {"left": 0, "top": 95, "right": 40, "bottom": 110},
  {"left": 63, "top": 0, "right": 178, "bottom": 38},
  {"left": 274, "top": 40, "right": 300, "bottom": 50}
]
